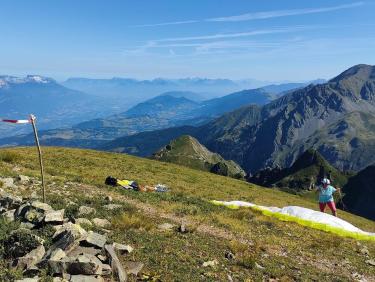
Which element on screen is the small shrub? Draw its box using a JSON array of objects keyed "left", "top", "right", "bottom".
[
  {"left": 237, "top": 253, "right": 256, "bottom": 269},
  {"left": 112, "top": 213, "right": 153, "bottom": 231},
  {"left": 0, "top": 151, "right": 20, "bottom": 163}
]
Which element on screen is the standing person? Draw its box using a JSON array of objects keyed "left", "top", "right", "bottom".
[{"left": 316, "top": 178, "right": 341, "bottom": 217}]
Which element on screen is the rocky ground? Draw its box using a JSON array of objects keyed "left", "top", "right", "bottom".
[{"left": 0, "top": 175, "right": 143, "bottom": 282}]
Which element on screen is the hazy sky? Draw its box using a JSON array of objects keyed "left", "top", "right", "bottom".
[{"left": 1, "top": 0, "right": 374, "bottom": 81}]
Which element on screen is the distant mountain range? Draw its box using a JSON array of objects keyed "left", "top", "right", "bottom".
[
  {"left": 0, "top": 83, "right": 306, "bottom": 147},
  {"left": 151, "top": 135, "right": 246, "bottom": 179},
  {"left": 0, "top": 75, "right": 110, "bottom": 137},
  {"left": 98, "top": 64, "right": 375, "bottom": 174}
]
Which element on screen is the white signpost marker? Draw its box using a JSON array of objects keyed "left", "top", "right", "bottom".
[{"left": 1, "top": 115, "right": 46, "bottom": 203}]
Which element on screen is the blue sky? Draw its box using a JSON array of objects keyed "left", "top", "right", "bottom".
[{"left": 0, "top": 0, "right": 374, "bottom": 81}]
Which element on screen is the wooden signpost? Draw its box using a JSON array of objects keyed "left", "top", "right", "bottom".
[{"left": 30, "top": 114, "right": 46, "bottom": 203}]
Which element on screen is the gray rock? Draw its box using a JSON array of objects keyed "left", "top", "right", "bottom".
[
  {"left": 31, "top": 201, "right": 53, "bottom": 212},
  {"left": 366, "top": 259, "right": 375, "bottom": 266},
  {"left": 113, "top": 242, "right": 133, "bottom": 254},
  {"left": 104, "top": 196, "right": 113, "bottom": 203},
  {"left": 1, "top": 177, "right": 16, "bottom": 189},
  {"left": 202, "top": 260, "right": 218, "bottom": 267},
  {"left": 75, "top": 218, "right": 92, "bottom": 226},
  {"left": 16, "top": 175, "right": 30, "bottom": 184},
  {"left": 15, "top": 278, "right": 39, "bottom": 282},
  {"left": 67, "top": 246, "right": 101, "bottom": 258},
  {"left": 50, "top": 248, "right": 66, "bottom": 261},
  {"left": 92, "top": 218, "right": 110, "bottom": 228},
  {"left": 24, "top": 209, "right": 45, "bottom": 224},
  {"left": 78, "top": 206, "right": 96, "bottom": 216},
  {"left": 97, "top": 255, "right": 107, "bottom": 263},
  {"left": 0, "top": 193, "right": 22, "bottom": 209},
  {"left": 103, "top": 204, "right": 122, "bottom": 210},
  {"left": 3, "top": 209, "right": 16, "bottom": 222},
  {"left": 53, "top": 223, "right": 87, "bottom": 241},
  {"left": 105, "top": 244, "right": 127, "bottom": 282},
  {"left": 45, "top": 209, "right": 65, "bottom": 224},
  {"left": 124, "top": 261, "right": 144, "bottom": 276},
  {"left": 157, "top": 223, "right": 174, "bottom": 231},
  {"left": 70, "top": 275, "right": 104, "bottom": 282},
  {"left": 16, "top": 245, "right": 45, "bottom": 270},
  {"left": 83, "top": 232, "right": 107, "bottom": 249}
]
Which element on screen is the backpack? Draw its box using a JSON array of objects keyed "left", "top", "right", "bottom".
[{"left": 105, "top": 176, "right": 118, "bottom": 186}]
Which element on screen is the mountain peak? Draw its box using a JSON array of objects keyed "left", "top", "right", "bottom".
[{"left": 330, "top": 64, "right": 375, "bottom": 83}]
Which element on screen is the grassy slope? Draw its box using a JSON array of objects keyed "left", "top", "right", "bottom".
[{"left": 0, "top": 147, "right": 374, "bottom": 281}]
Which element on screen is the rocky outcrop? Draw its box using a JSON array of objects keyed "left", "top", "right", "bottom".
[{"left": 0, "top": 185, "right": 143, "bottom": 281}]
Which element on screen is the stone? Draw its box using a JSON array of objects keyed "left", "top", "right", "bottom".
[
  {"left": 105, "top": 244, "right": 127, "bottom": 282},
  {"left": 224, "top": 251, "right": 235, "bottom": 260},
  {"left": 78, "top": 206, "right": 96, "bottom": 216},
  {"left": 366, "top": 259, "right": 375, "bottom": 266},
  {"left": 1, "top": 177, "right": 16, "bottom": 188},
  {"left": 6, "top": 229, "right": 44, "bottom": 259},
  {"left": 124, "top": 261, "right": 144, "bottom": 276},
  {"left": 75, "top": 218, "right": 92, "bottom": 226},
  {"left": 202, "top": 260, "right": 218, "bottom": 267},
  {"left": 15, "top": 278, "right": 39, "bottom": 282},
  {"left": 104, "top": 195, "right": 113, "bottom": 203},
  {"left": 67, "top": 246, "right": 101, "bottom": 258},
  {"left": 53, "top": 223, "right": 87, "bottom": 241},
  {"left": 16, "top": 175, "right": 30, "bottom": 184},
  {"left": 70, "top": 275, "right": 104, "bottom": 282},
  {"left": 103, "top": 204, "right": 122, "bottom": 210},
  {"left": 0, "top": 193, "right": 22, "bottom": 209},
  {"left": 97, "top": 255, "right": 107, "bottom": 263},
  {"left": 178, "top": 224, "right": 188, "bottom": 233},
  {"left": 24, "top": 209, "right": 45, "bottom": 224},
  {"left": 101, "top": 263, "right": 112, "bottom": 276},
  {"left": 49, "top": 255, "right": 103, "bottom": 276},
  {"left": 45, "top": 209, "right": 65, "bottom": 224},
  {"left": 360, "top": 247, "right": 369, "bottom": 256},
  {"left": 50, "top": 248, "right": 66, "bottom": 261},
  {"left": 113, "top": 242, "right": 133, "bottom": 254},
  {"left": 16, "top": 245, "right": 45, "bottom": 270},
  {"left": 157, "top": 223, "right": 174, "bottom": 231},
  {"left": 83, "top": 232, "right": 107, "bottom": 249},
  {"left": 92, "top": 218, "right": 110, "bottom": 228},
  {"left": 3, "top": 209, "right": 16, "bottom": 222},
  {"left": 255, "top": 262, "right": 265, "bottom": 270},
  {"left": 30, "top": 201, "right": 53, "bottom": 212}
]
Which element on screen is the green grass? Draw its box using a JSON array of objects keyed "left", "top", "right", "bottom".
[{"left": 0, "top": 146, "right": 374, "bottom": 281}]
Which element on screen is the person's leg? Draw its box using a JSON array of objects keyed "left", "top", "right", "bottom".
[
  {"left": 327, "top": 201, "right": 337, "bottom": 217},
  {"left": 319, "top": 202, "right": 326, "bottom": 212}
]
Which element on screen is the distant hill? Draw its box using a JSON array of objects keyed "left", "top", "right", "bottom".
[
  {"left": 151, "top": 135, "right": 246, "bottom": 179},
  {"left": 342, "top": 165, "right": 375, "bottom": 220},
  {"left": 248, "top": 149, "right": 349, "bottom": 191},
  {"left": 99, "top": 64, "right": 375, "bottom": 174},
  {"left": 0, "top": 75, "right": 110, "bottom": 137}
]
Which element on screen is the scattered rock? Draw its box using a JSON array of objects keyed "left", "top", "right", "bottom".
[
  {"left": 202, "top": 260, "right": 218, "bottom": 267},
  {"left": 83, "top": 231, "right": 107, "bottom": 249},
  {"left": 16, "top": 175, "right": 30, "bottom": 185},
  {"left": 92, "top": 218, "right": 110, "bottom": 228},
  {"left": 359, "top": 247, "right": 369, "bottom": 256},
  {"left": 50, "top": 248, "right": 67, "bottom": 261},
  {"left": 45, "top": 209, "right": 65, "bottom": 224},
  {"left": 1, "top": 177, "right": 16, "bottom": 189},
  {"left": 366, "top": 259, "right": 375, "bottom": 266},
  {"left": 5, "top": 229, "right": 44, "bottom": 259},
  {"left": 157, "top": 223, "right": 174, "bottom": 231},
  {"left": 16, "top": 245, "right": 45, "bottom": 270},
  {"left": 255, "top": 262, "right": 265, "bottom": 270},
  {"left": 178, "top": 224, "right": 188, "bottom": 233},
  {"left": 3, "top": 209, "right": 16, "bottom": 222},
  {"left": 24, "top": 209, "right": 45, "bottom": 224},
  {"left": 104, "top": 196, "right": 113, "bottom": 203},
  {"left": 78, "top": 206, "right": 96, "bottom": 216},
  {"left": 53, "top": 223, "right": 87, "bottom": 241},
  {"left": 70, "top": 275, "right": 104, "bottom": 282},
  {"left": 105, "top": 244, "right": 127, "bottom": 282},
  {"left": 75, "top": 218, "right": 92, "bottom": 226},
  {"left": 31, "top": 201, "right": 53, "bottom": 212},
  {"left": 20, "top": 222, "right": 36, "bottom": 229},
  {"left": 124, "top": 261, "right": 144, "bottom": 276},
  {"left": 224, "top": 251, "right": 235, "bottom": 260},
  {"left": 113, "top": 242, "right": 133, "bottom": 254},
  {"left": 103, "top": 204, "right": 122, "bottom": 210}
]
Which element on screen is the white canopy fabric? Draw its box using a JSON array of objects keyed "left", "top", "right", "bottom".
[{"left": 212, "top": 200, "right": 375, "bottom": 237}]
